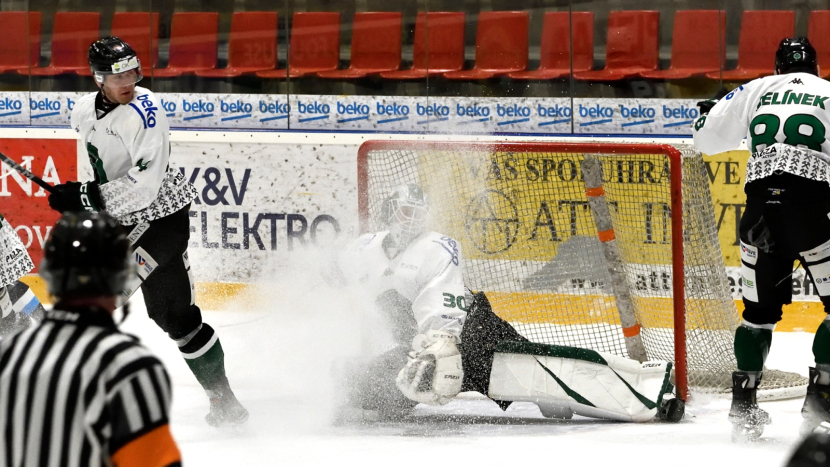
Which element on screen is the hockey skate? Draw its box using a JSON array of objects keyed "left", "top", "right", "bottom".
[
  {"left": 728, "top": 371, "right": 771, "bottom": 442},
  {"left": 205, "top": 377, "right": 249, "bottom": 427},
  {"left": 799, "top": 367, "right": 830, "bottom": 436}
]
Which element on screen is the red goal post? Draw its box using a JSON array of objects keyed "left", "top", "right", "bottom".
[{"left": 356, "top": 140, "right": 806, "bottom": 401}]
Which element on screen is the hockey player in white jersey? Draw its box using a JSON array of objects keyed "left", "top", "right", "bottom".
[
  {"left": 0, "top": 212, "right": 46, "bottom": 337},
  {"left": 333, "top": 184, "right": 682, "bottom": 423},
  {"left": 46, "top": 37, "right": 247, "bottom": 426},
  {"left": 692, "top": 37, "right": 830, "bottom": 441}
]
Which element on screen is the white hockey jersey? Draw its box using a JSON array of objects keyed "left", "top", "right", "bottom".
[
  {"left": 71, "top": 86, "right": 197, "bottom": 225},
  {"left": 337, "top": 231, "right": 467, "bottom": 341},
  {"left": 692, "top": 73, "right": 830, "bottom": 186},
  {"left": 0, "top": 215, "right": 33, "bottom": 288}
]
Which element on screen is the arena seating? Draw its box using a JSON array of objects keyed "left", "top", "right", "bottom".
[
  {"left": 316, "top": 12, "right": 402, "bottom": 79},
  {"left": 808, "top": 11, "right": 830, "bottom": 79},
  {"left": 195, "top": 12, "right": 278, "bottom": 78},
  {"left": 0, "top": 12, "right": 41, "bottom": 73},
  {"left": 639, "top": 10, "right": 725, "bottom": 80},
  {"left": 573, "top": 10, "right": 659, "bottom": 81},
  {"left": 18, "top": 12, "right": 98, "bottom": 76},
  {"left": 705, "top": 10, "right": 794, "bottom": 80},
  {"left": 507, "top": 11, "right": 593, "bottom": 80},
  {"left": 152, "top": 12, "right": 219, "bottom": 77},
  {"left": 1, "top": 9, "right": 827, "bottom": 83},
  {"left": 443, "top": 11, "right": 529, "bottom": 80},
  {"left": 380, "top": 12, "right": 466, "bottom": 80},
  {"left": 256, "top": 12, "right": 341, "bottom": 79},
  {"left": 113, "top": 12, "right": 160, "bottom": 69}
]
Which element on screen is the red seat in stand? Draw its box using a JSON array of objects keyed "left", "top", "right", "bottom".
[
  {"left": 705, "top": 10, "right": 794, "bottom": 81},
  {"left": 257, "top": 12, "right": 341, "bottom": 79},
  {"left": 196, "top": 12, "right": 278, "bottom": 78},
  {"left": 0, "top": 12, "right": 41, "bottom": 73},
  {"left": 808, "top": 11, "right": 830, "bottom": 79},
  {"left": 153, "top": 12, "right": 219, "bottom": 77},
  {"left": 380, "top": 12, "right": 465, "bottom": 80},
  {"left": 508, "top": 11, "right": 593, "bottom": 80},
  {"left": 573, "top": 10, "right": 659, "bottom": 81},
  {"left": 444, "top": 11, "right": 529, "bottom": 80},
  {"left": 19, "top": 12, "right": 99, "bottom": 76},
  {"left": 316, "top": 12, "right": 402, "bottom": 79},
  {"left": 77, "top": 12, "right": 160, "bottom": 77},
  {"left": 640, "top": 10, "right": 725, "bottom": 79}
]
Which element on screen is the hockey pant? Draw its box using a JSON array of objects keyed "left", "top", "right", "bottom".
[
  {"left": 739, "top": 175, "right": 830, "bottom": 325},
  {"left": 347, "top": 292, "right": 674, "bottom": 422},
  {"left": 122, "top": 204, "right": 228, "bottom": 390}
]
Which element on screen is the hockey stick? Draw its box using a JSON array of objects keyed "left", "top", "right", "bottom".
[{"left": 0, "top": 152, "right": 56, "bottom": 194}]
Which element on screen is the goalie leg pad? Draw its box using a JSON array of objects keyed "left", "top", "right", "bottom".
[{"left": 487, "top": 341, "right": 674, "bottom": 422}]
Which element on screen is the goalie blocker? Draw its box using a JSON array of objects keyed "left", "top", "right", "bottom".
[{"left": 461, "top": 292, "right": 683, "bottom": 423}]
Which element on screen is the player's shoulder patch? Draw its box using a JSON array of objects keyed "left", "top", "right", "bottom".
[
  {"left": 128, "top": 87, "right": 160, "bottom": 130},
  {"left": 349, "top": 232, "right": 383, "bottom": 251},
  {"left": 425, "top": 232, "right": 461, "bottom": 266}
]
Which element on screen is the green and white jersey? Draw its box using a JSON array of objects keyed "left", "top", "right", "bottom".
[
  {"left": 71, "top": 86, "right": 196, "bottom": 225},
  {"left": 693, "top": 73, "right": 830, "bottom": 186},
  {"left": 338, "top": 231, "right": 467, "bottom": 341},
  {"left": 0, "top": 215, "right": 33, "bottom": 288}
]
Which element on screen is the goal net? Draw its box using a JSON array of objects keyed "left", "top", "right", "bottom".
[{"left": 357, "top": 140, "right": 806, "bottom": 400}]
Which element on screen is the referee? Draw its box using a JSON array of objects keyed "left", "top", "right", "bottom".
[{"left": 0, "top": 211, "right": 181, "bottom": 467}]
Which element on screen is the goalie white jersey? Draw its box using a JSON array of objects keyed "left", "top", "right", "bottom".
[
  {"left": 338, "top": 231, "right": 467, "bottom": 340},
  {"left": 71, "top": 86, "right": 197, "bottom": 225},
  {"left": 692, "top": 73, "right": 830, "bottom": 185}
]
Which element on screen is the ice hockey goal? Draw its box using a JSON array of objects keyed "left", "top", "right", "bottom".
[{"left": 357, "top": 140, "right": 806, "bottom": 401}]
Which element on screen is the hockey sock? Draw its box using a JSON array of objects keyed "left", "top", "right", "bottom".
[
  {"left": 8, "top": 280, "right": 46, "bottom": 319},
  {"left": 734, "top": 322, "right": 773, "bottom": 372},
  {"left": 813, "top": 316, "right": 830, "bottom": 368},
  {"left": 176, "top": 323, "right": 228, "bottom": 391}
]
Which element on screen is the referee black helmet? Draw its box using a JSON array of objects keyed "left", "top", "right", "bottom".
[
  {"left": 775, "top": 37, "right": 819, "bottom": 76},
  {"left": 40, "top": 211, "right": 133, "bottom": 300}
]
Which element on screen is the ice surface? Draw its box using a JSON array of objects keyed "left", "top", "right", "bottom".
[{"left": 118, "top": 285, "right": 816, "bottom": 467}]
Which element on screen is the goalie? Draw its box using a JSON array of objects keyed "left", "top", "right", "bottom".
[
  {"left": 331, "top": 183, "right": 681, "bottom": 423},
  {"left": 0, "top": 213, "right": 46, "bottom": 337}
]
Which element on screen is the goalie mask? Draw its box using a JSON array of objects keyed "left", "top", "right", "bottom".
[
  {"left": 380, "top": 183, "right": 430, "bottom": 247},
  {"left": 88, "top": 36, "right": 143, "bottom": 87}
]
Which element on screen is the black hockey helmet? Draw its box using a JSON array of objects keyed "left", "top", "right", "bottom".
[
  {"left": 775, "top": 37, "right": 818, "bottom": 76},
  {"left": 40, "top": 211, "right": 133, "bottom": 300},
  {"left": 88, "top": 36, "right": 143, "bottom": 85}
]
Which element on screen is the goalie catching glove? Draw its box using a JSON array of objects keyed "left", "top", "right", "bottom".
[
  {"left": 48, "top": 181, "right": 102, "bottom": 214},
  {"left": 396, "top": 331, "right": 463, "bottom": 405}
]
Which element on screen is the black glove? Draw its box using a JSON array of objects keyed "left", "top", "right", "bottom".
[
  {"left": 696, "top": 98, "right": 719, "bottom": 116},
  {"left": 47, "top": 181, "right": 103, "bottom": 213},
  {"left": 696, "top": 87, "right": 730, "bottom": 116}
]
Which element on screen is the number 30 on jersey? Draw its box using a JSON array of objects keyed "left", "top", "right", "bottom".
[{"left": 443, "top": 293, "right": 468, "bottom": 311}]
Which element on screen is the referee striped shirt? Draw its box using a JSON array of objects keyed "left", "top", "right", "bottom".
[{"left": 0, "top": 307, "right": 181, "bottom": 467}]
